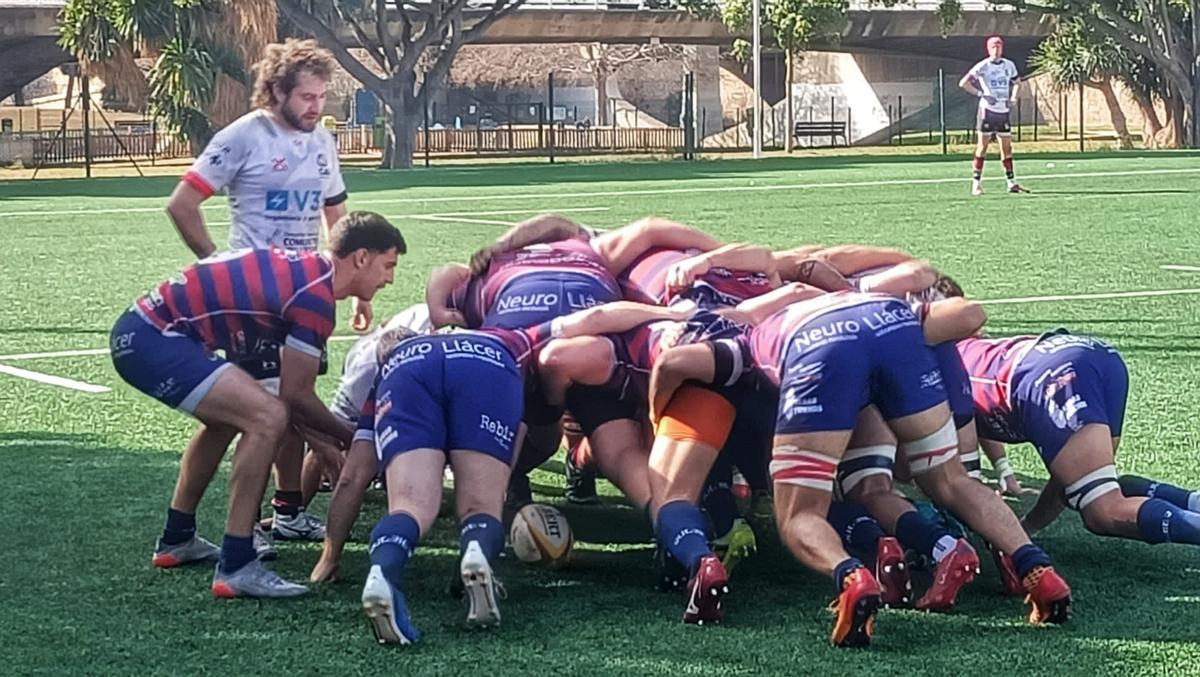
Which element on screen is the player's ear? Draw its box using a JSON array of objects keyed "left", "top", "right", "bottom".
[{"left": 354, "top": 248, "right": 370, "bottom": 269}]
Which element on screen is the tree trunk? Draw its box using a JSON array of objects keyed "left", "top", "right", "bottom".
[
  {"left": 785, "top": 50, "right": 795, "bottom": 153},
  {"left": 382, "top": 90, "right": 418, "bottom": 169},
  {"left": 1093, "top": 80, "right": 1133, "bottom": 150},
  {"left": 595, "top": 69, "right": 609, "bottom": 126},
  {"left": 1127, "top": 88, "right": 1163, "bottom": 148},
  {"left": 1157, "top": 91, "right": 1187, "bottom": 148}
]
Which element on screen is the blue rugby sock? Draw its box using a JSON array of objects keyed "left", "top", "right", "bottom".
[
  {"left": 369, "top": 512, "right": 420, "bottom": 587},
  {"left": 162, "top": 508, "right": 196, "bottom": 546},
  {"left": 218, "top": 534, "right": 255, "bottom": 575},
  {"left": 895, "top": 509, "right": 951, "bottom": 562},
  {"left": 460, "top": 513, "right": 505, "bottom": 564},
  {"left": 655, "top": 501, "right": 713, "bottom": 574},
  {"left": 827, "top": 501, "right": 885, "bottom": 562},
  {"left": 1011, "top": 543, "right": 1052, "bottom": 579},
  {"left": 1136, "top": 498, "right": 1200, "bottom": 545},
  {"left": 1120, "top": 475, "right": 1200, "bottom": 512},
  {"left": 833, "top": 557, "right": 867, "bottom": 592}
]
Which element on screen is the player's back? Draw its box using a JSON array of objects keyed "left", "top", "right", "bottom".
[
  {"left": 135, "top": 248, "right": 335, "bottom": 355},
  {"left": 956, "top": 335, "right": 1036, "bottom": 441}
]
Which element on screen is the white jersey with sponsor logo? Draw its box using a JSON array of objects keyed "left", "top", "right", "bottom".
[
  {"left": 183, "top": 110, "right": 347, "bottom": 251},
  {"left": 968, "top": 58, "right": 1019, "bottom": 114},
  {"left": 330, "top": 304, "right": 433, "bottom": 422}
]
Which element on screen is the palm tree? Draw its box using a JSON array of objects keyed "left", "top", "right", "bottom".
[{"left": 58, "top": 0, "right": 277, "bottom": 149}]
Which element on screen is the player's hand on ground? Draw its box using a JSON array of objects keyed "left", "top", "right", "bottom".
[
  {"left": 310, "top": 557, "right": 341, "bottom": 584},
  {"left": 351, "top": 297, "right": 373, "bottom": 332}
]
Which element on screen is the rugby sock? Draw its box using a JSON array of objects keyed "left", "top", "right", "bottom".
[
  {"left": 701, "top": 479, "right": 739, "bottom": 539},
  {"left": 459, "top": 513, "right": 505, "bottom": 564},
  {"left": 655, "top": 501, "right": 713, "bottom": 573},
  {"left": 972, "top": 155, "right": 985, "bottom": 181},
  {"left": 1119, "top": 475, "right": 1199, "bottom": 512},
  {"left": 827, "top": 501, "right": 885, "bottom": 562},
  {"left": 1136, "top": 498, "right": 1200, "bottom": 545},
  {"left": 834, "top": 557, "right": 867, "bottom": 592},
  {"left": 369, "top": 512, "right": 420, "bottom": 586},
  {"left": 272, "top": 490, "right": 304, "bottom": 517},
  {"left": 162, "top": 508, "right": 197, "bottom": 546},
  {"left": 1010, "top": 543, "right": 1052, "bottom": 579},
  {"left": 1002, "top": 156, "right": 1015, "bottom": 180},
  {"left": 895, "top": 510, "right": 950, "bottom": 562},
  {"left": 218, "top": 534, "right": 256, "bottom": 575}
]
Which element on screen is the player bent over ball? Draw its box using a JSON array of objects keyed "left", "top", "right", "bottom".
[
  {"left": 358, "top": 300, "right": 693, "bottom": 645},
  {"left": 110, "top": 212, "right": 403, "bottom": 598}
]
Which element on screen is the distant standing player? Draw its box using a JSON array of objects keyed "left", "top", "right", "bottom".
[{"left": 959, "top": 36, "right": 1025, "bottom": 195}]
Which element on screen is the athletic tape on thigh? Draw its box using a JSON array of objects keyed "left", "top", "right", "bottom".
[
  {"left": 655, "top": 385, "right": 736, "bottom": 448},
  {"left": 771, "top": 445, "right": 839, "bottom": 492},
  {"left": 1064, "top": 465, "right": 1120, "bottom": 511},
  {"left": 837, "top": 444, "right": 897, "bottom": 494},
  {"left": 899, "top": 418, "right": 959, "bottom": 475}
]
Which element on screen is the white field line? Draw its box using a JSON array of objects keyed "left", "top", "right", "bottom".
[
  {"left": 2, "top": 287, "right": 1197, "bottom": 365},
  {"left": 1, "top": 167, "right": 1196, "bottom": 219},
  {"left": 408, "top": 215, "right": 518, "bottom": 226},
  {"left": 1161, "top": 265, "right": 1200, "bottom": 272},
  {"left": 0, "top": 364, "right": 110, "bottom": 393}
]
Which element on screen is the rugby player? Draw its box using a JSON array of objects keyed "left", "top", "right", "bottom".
[
  {"left": 164, "top": 39, "right": 362, "bottom": 547},
  {"left": 111, "top": 212, "right": 404, "bottom": 598},
  {"left": 959, "top": 36, "right": 1025, "bottom": 195},
  {"left": 358, "top": 300, "right": 695, "bottom": 644},
  {"left": 959, "top": 330, "right": 1200, "bottom": 549}
]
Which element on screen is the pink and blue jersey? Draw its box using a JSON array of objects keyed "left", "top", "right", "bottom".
[
  {"left": 457, "top": 237, "right": 621, "bottom": 329},
  {"left": 957, "top": 332, "right": 1128, "bottom": 464},
  {"left": 134, "top": 248, "right": 335, "bottom": 360}
]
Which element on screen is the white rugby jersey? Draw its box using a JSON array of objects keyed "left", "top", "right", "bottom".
[
  {"left": 967, "top": 58, "right": 1020, "bottom": 114},
  {"left": 330, "top": 305, "right": 433, "bottom": 423},
  {"left": 183, "top": 110, "right": 347, "bottom": 251}
]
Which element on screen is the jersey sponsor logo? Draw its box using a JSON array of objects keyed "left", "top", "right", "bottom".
[
  {"left": 381, "top": 340, "right": 432, "bottom": 377},
  {"left": 111, "top": 331, "right": 135, "bottom": 357},
  {"left": 441, "top": 337, "right": 507, "bottom": 365},
  {"left": 281, "top": 234, "right": 319, "bottom": 250},
  {"left": 316, "top": 153, "right": 330, "bottom": 177},
  {"left": 272, "top": 157, "right": 289, "bottom": 172},
  {"left": 920, "top": 368, "right": 944, "bottom": 390},
  {"left": 207, "top": 145, "right": 231, "bottom": 167},
  {"left": 265, "top": 189, "right": 323, "bottom": 213}
]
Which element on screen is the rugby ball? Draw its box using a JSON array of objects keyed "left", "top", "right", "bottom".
[{"left": 510, "top": 504, "right": 573, "bottom": 567}]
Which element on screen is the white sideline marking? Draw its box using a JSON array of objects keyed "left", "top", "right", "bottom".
[
  {"left": 979, "top": 288, "right": 1200, "bottom": 305},
  {"left": 1161, "top": 265, "right": 1200, "bottom": 272},
  {"left": 409, "top": 215, "right": 517, "bottom": 226},
  {"left": 1, "top": 167, "right": 1196, "bottom": 218},
  {"left": 0, "top": 364, "right": 110, "bottom": 393}
]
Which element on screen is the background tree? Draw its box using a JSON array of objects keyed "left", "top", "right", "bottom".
[
  {"left": 58, "top": 0, "right": 276, "bottom": 148},
  {"left": 278, "top": 0, "right": 526, "bottom": 169}
]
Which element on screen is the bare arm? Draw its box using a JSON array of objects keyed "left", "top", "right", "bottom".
[
  {"left": 733, "top": 282, "right": 825, "bottom": 326},
  {"left": 959, "top": 72, "right": 982, "bottom": 95},
  {"left": 667, "top": 243, "right": 779, "bottom": 292},
  {"left": 426, "top": 264, "right": 471, "bottom": 328},
  {"left": 778, "top": 257, "right": 853, "bottom": 292},
  {"left": 591, "top": 217, "right": 722, "bottom": 275},
  {"left": 166, "top": 182, "right": 217, "bottom": 259},
  {"left": 922, "top": 298, "right": 986, "bottom": 345},
  {"left": 648, "top": 343, "right": 717, "bottom": 423},
  {"left": 279, "top": 347, "right": 354, "bottom": 447},
  {"left": 556, "top": 301, "right": 692, "bottom": 338},
  {"left": 322, "top": 202, "right": 348, "bottom": 242},
  {"left": 811, "top": 244, "right": 914, "bottom": 275},
  {"left": 470, "top": 214, "right": 585, "bottom": 276}
]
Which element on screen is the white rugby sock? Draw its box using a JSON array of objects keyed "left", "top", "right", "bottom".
[{"left": 932, "top": 535, "right": 958, "bottom": 563}]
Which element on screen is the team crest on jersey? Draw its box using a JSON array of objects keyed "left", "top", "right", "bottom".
[
  {"left": 316, "top": 153, "right": 330, "bottom": 176},
  {"left": 272, "top": 157, "right": 289, "bottom": 172}
]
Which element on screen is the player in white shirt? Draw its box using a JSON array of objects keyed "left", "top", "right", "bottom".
[
  {"left": 959, "top": 36, "right": 1025, "bottom": 195},
  {"left": 159, "top": 40, "right": 372, "bottom": 556}
]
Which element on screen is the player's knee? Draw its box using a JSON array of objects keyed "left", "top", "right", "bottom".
[
  {"left": 248, "top": 396, "right": 289, "bottom": 439},
  {"left": 898, "top": 418, "right": 959, "bottom": 476}
]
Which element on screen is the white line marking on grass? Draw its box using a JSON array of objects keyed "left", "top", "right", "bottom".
[
  {"left": 1, "top": 167, "right": 1196, "bottom": 218},
  {"left": 1161, "top": 265, "right": 1200, "bottom": 272},
  {"left": 409, "top": 215, "right": 517, "bottom": 226},
  {"left": 0, "top": 364, "right": 110, "bottom": 393},
  {"left": 0, "top": 347, "right": 110, "bottom": 361},
  {"left": 980, "top": 288, "right": 1200, "bottom": 305}
]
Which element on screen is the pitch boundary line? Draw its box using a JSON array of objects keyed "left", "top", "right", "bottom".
[
  {"left": 1, "top": 167, "right": 1196, "bottom": 219},
  {"left": 0, "top": 364, "right": 111, "bottom": 393}
]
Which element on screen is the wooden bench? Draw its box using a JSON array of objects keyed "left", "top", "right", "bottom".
[{"left": 793, "top": 121, "right": 848, "bottom": 147}]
